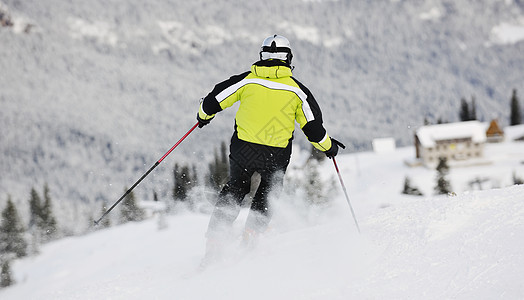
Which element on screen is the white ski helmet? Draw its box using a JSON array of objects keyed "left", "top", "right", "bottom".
[{"left": 259, "top": 34, "right": 293, "bottom": 65}]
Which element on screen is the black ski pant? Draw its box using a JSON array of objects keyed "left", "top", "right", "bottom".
[{"left": 207, "top": 133, "right": 291, "bottom": 236}]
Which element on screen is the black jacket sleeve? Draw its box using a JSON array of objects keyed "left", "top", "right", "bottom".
[
  {"left": 201, "top": 71, "right": 251, "bottom": 115},
  {"left": 292, "top": 77, "right": 327, "bottom": 143}
]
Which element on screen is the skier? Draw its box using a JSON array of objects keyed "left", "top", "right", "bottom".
[{"left": 197, "top": 34, "right": 345, "bottom": 262}]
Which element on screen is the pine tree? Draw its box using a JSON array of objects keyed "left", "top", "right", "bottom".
[
  {"left": 173, "top": 163, "right": 194, "bottom": 202},
  {"left": 153, "top": 191, "right": 159, "bottom": 202},
  {"left": 28, "top": 187, "right": 42, "bottom": 229},
  {"left": 0, "top": 197, "right": 28, "bottom": 258},
  {"left": 208, "top": 141, "right": 229, "bottom": 190},
  {"left": 459, "top": 97, "right": 470, "bottom": 121},
  {"left": 469, "top": 96, "right": 477, "bottom": 121},
  {"left": 119, "top": 189, "right": 145, "bottom": 224},
  {"left": 401, "top": 176, "right": 423, "bottom": 196},
  {"left": 459, "top": 96, "right": 477, "bottom": 121},
  {"left": 39, "top": 184, "right": 57, "bottom": 242},
  {"left": 0, "top": 260, "right": 14, "bottom": 288},
  {"left": 510, "top": 89, "right": 522, "bottom": 126},
  {"left": 304, "top": 160, "right": 326, "bottom": 205},
  {"left": 97, "top": 202, "right": 111, "bottom": 229},
  {"left": 173, "top": 164, "right": 184, "bottom": 201},
  {"left": 434, "top": 157, "right": 452, "bottom": 195},
  {"left": 437, "top": 117, "right": 448, "bottom": 124}
]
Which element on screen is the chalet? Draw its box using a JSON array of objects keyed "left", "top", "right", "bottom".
[{"left": 415, "top": 121, "right": 486, "bottom": 167}]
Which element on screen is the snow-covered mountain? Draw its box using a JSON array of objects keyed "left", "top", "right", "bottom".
[
  {"left": 1, "top": 139, "right": 523, "bottom": 299},
  {"left": 1, "top": 0, "right": 524, "bottom": 232}
]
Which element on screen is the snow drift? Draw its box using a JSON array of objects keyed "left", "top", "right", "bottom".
[{"left": 1, "top": 153, "right": 523, "bottom": 299}]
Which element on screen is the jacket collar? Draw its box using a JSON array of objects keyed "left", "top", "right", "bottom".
[{"left": 251, "top": 59, "right": 292, "bottom": 79}]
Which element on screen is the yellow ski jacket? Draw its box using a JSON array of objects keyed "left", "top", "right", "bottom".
[{"left": 198, "top": 60, "right": 332, "bottom": 152}]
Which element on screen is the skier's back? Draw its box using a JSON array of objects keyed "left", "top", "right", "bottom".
[{"left": 197, "top": 34, "right": 344, "bottom": 262}]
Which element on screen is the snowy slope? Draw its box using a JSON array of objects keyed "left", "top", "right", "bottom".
[
  {"left": 1, "top": 0, "right": 524, "bottom": 232},
  {"left": 1, "top": 140, "right": 524, "bottom": 299},
  {"left": 2, "top": 185, "right": 523, "bottom": 299}
]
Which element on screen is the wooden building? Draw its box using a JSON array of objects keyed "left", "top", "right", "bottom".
[
  {"left": 485, "top": 119, "right": 505, "bottom": 143},
  {"left": 415, "top": 121, "right": 486, "bottom": 167}
]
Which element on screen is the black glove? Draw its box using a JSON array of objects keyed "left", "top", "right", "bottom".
[
  {"left": 197, "top": 113, "right": 214, "bottom": 128},
  {"left": 324, "top": 138, "right": 345, "bottom": 159}
]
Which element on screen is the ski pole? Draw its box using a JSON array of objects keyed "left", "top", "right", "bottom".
[
  {"left": 332, "top": 157, "right": 361, "bottom": 234},
  {"left": 94, "top": 122, "right": 199, "bottom": 226}
]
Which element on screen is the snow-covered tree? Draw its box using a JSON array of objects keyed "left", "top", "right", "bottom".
[
  {"left": 153, "top": 191, "right": 159, "bottom": 202},
  {"left": 96, "top": 202, "right": 111, "bottom": 229},
  {"left": 459, "top": 97, "right": 470, "bottom": 122},
  {"left": 119, "top": 189, "right": 145, "bottom": 224},
  {"left": 510, "top": 89, "right": 521, "bottom": 126},
  {"left": 401, "top": 176, "right": 423, "bottom": 196},
  {"left": 39, "top": 184, "right": 58, "bottom": 242},
  {"left": 304, "top": 160, "right": 326, "bottom": 205},
  {"left": 0, "top": 197, "right": 28, "bottom": 258},
  {"left": 173, "top": 163, "right": 196, "bottom": 202},
  {"left": 459, "top": 96, "right": 477, "bottom": 122},
  {"left": 470, "top": 96, "right": 477, "bottom": 121},
  {"left": 208, "top": 141, "right": 229, "bottom": 191},
  {"left": 28, "top": 187, "right": 42, "bottom": 229},
  {"left": 27, "top": 185, "right": 58, "bottom": 243},
  {"left": 300, "top": 158, "right": 337, "bottom": 207},
  {"left": 434, "top": 157, "right": 452, "bottom": 195},
  {"left": 0, "top": 260, "right": 14, "bottom": 288}
]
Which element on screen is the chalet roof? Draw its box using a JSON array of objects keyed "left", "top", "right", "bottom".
[{"left": 416, "top": 121, "right": 487, "bottom": 148}]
